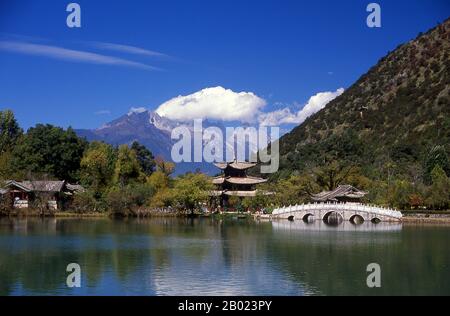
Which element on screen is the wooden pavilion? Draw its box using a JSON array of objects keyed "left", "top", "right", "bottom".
[{"left": 210, "top": 160, "right": 267, "bottom": 209}]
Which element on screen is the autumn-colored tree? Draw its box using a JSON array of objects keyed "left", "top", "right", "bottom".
[
  {"left": 147, "top": 167, "right": 173, "bottom": 208},
  {"left": 113, "top": 145, "right": 144, "bottom": 187},
  {"left": 80, "top": 141, "right": 116, "bottom": 195},
  {"left": 409, "top": 193, "right": 424, "bottom": 210},
  {"left": 147, "top": 170, "right": 170, "bottom": 191},
  {"left": 154, "top": 155, "right": 175, "bottom": 176}
]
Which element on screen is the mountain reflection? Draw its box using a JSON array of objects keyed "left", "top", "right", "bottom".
[{"left": 0, "top": 217, "right": 449, "bottom": 296}]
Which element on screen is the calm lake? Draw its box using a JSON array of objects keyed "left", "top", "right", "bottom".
[{"left": 0, "top": 217, "right": 449, "bottom": 296}]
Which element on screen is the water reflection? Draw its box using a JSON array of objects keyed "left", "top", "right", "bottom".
[
  {"left": 0, "top": 217, "right": 449, "bottom": 296},
  {"left": 271, "top": 220, "right": 403, "bottom": 232}
]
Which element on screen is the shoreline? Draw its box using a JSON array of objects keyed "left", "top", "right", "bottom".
[
  {"left": 401, "top": 216, "right": 450, "bottom": 225},
  {"left": 2, "top": 211, "right": 450, "bottom": 225}
]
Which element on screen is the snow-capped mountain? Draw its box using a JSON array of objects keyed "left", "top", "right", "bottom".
[{"left": 75, "top": 110, "right": 235, "bottom": 175}]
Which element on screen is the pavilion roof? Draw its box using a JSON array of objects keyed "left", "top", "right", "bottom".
[
  {"left": 209, "top": 189, "right": 274, "bottom": 197},
  {"left": 223, "top": 190, "right": 258, "bottom": 197},
  {"left": 212, "top": 176, "right": 267, "bottom": 185},
  {"left": 311, "top": 185, "right": 367, "bottom": 202},
  {"left": 213, "top": 161, "right": 258, "bottom": 170}
]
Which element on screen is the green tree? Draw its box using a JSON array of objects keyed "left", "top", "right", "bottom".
[
  {"left": 0, "top": 151, "right": 14, "bottom": 180},
  {"left": 11, "top": 124, "right": 87, "bottom": 182},
  {"left": 275, "top": 174, "right": 318, "bottom": 206},
  {"left": 241, "top": 189, "right": 273, "bottom": 212},
  {"left": 113, "top": 145, "right": 143, "bottom": 187},
  {"left": 80, "top": 141, "right": 116, "bottom": 195},
  {"left": 426, "top": 165, "right": 450, "bottom": 210},
  {"left": 313, "top": 161, "right": 356, "bottom": 191},
  {"left": 171, "top": 173, "right": 213, "bottom": 214},
  {"left": 70, "top": 190, "right": 104, "bottom": 213},
  {"left": 0, "top": 189, "right": 12, "bottom": 216},
  {"left": 0, "top": 110, "right": 22, "bottom": 154},
  {"left": 131, "top": 141, "right": 155, "bottom": 176},
  {"left": 105, "top": 187, "right": 135, "bottom": 216},
  {"left": 424, "top": 145, "right": 450, "bottom": 184},
  {"left": 388, "top": 180, "right": 414, "bottom": 209}
]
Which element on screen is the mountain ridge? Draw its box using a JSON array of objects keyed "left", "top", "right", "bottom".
[
  {"left": 275, "top": 18, "right": 450, "bottom": 179},
  {"left": 75, "top": 110, "right": 230, "bottom": 175}
]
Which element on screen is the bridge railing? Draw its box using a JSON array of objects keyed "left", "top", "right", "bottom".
[{"left": 272, "top": 202, "right": 402, "bottom": 219}]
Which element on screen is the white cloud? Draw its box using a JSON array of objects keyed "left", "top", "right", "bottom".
[
  {"left": 258, "top": 88, "right": 344, "bottom": 126},
  {"left": 90, "top": 41, "right": 169, "bottom": 58},
  {"left": 155, "top": 86, "right": 266, "bottom": 123},
  {"left": 0, "top": 41, "right": 160, "bottom": 71},
  {"left": 128, "top": 107, "right": 148, "bottom": 115}
]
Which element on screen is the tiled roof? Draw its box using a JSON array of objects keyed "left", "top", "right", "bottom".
[
  {"left": 21, "top": 181, "right": 66, "bottom": 192},
  {"left": 66, "top": 184, "right": 85, "bottom": 192},
  {"left": 212, "top": 177, "right": 225, "bottom": 185},
  {"left": 223, "top": 190, "right": 258, "bottom": 197},
  {"left": 214, "top": 161, "right": 258, "bottom": 170},
  {"left": 225, "top": 176, "right": 267, "bottom": 185},
  {"left": 5, "top": 180, "right": 66, "bottom": 193},
  {"left": 212, "top": 176, "right": 267, "bottom": 185},
  {"left": 311, "top": 185, "right": 367, "bottom": 202}
]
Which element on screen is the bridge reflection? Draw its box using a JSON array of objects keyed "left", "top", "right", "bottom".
[{"left": 271, "top": 220, "right": 402, "bottom": 233}]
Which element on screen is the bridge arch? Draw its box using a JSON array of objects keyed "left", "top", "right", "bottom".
[
  {"left": 349, "top": 214, "right": 365, "bottom": 225},
  {"left": 302, "top": 213, "right": 315, "bottom": 223},
  {"left": 371, "top": 217, "right": 381, "bottom": 224},
  {"left": 323, "top": 211, "right": 344, "bottom": 225},
  {"left": 287, "top": 215, "right": 295, "bottom": 221}
]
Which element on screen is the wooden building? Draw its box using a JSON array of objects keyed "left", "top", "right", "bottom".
[
  {"left": 311, "top": 184, "right": 367, "bottom": 203},
  {"left": 2, "top": 180, "right": 84, "bottom": 210},
  {"left": 211, "top": 161, "right": 267, "bottom": 208}
]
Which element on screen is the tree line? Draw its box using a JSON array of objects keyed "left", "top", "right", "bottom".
[
  {"left": 0, "top": 109, "right": 213, "bottom": 215},
  {"left": 266, "top": 129, "right": 450, "bottom": 211},
  {"left": 1, "top": 109, "right": 448, "bottom": 214}
]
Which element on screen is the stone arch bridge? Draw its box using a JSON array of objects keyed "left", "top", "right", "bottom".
[{"left": 271, "top": 203, "right": 402, "bottom": 223}]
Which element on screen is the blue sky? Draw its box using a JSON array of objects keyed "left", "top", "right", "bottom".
[{"left": 0, "top": 0, "right": 449, "bottom": 130}]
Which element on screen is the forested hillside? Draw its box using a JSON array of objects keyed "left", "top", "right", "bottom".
[{"left": 271, "top": 19, "right": 450, "bottom": 209}]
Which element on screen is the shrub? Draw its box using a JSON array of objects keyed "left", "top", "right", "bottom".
[{"left": 71, "top": 190, "right": 106, "bottom": 213}]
